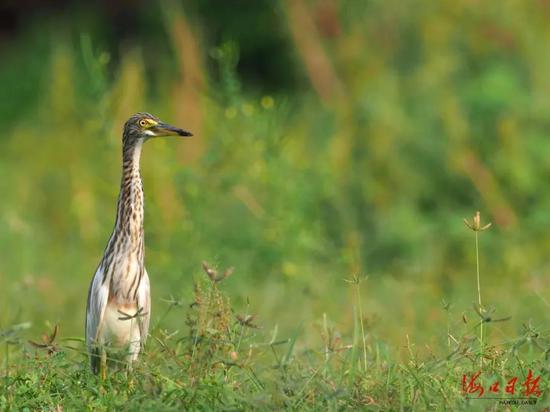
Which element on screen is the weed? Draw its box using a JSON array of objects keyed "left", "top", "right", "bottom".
[{"left": 464, "top": 211, "right": 492, "bottom": 368}]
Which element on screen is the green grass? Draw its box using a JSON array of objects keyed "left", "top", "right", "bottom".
[{"left": 2, "top": 264, "right": 548, "bottom": 410}]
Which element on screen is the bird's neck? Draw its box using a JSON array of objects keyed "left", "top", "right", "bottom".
[{"left": 109, "top": 140, "right": 145, "bottom": 260}]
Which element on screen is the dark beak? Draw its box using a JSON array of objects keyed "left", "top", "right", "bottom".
[{"left": 154, "top": 122, "right": 193, "bottom": 137}]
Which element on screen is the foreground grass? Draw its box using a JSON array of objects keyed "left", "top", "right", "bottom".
[{"left": 2, "top": 265, "right": 548, "bottom": 411}]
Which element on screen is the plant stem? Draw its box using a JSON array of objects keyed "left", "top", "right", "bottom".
[
  {"left": 235, "top": 297, "right": 250, "bottom": 353},
  {"left": 322, "top": 313, "right": 329, "bottom": 378},
  {"left": 4, "top": 341, "right": 8, "bottom": 378},
  {"left": 355, "top": 282, "right": 367, "bottom": 371},
  {"left": 475, "top": 231, "right": 483, "bottom": 367},
  {"left": 4, "top": 342, "right": 7, "bottom": 409},
  {"left": 446, "top": 309, "right": 450, "bottom": 350}
]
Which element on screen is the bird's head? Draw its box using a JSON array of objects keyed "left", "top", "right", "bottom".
[{"left": 123, "top": 112, "right": 192, "bottom": 143}]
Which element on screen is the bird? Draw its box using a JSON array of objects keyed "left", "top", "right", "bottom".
[{"left": 85, "top": 112, "right": 192, "bottom": 377}]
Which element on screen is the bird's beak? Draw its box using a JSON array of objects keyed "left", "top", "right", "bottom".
[{"left": 153, "top": 122, "right": 193, "bottom": 137}]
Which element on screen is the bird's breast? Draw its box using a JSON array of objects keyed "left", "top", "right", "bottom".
[
  {"left": 102, "top": 300, "right": 141, "bottom": 347},
  {"left": 107, "top": 255, "right": 144, "bottom": 303}
]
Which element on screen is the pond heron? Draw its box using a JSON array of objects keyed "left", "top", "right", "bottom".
[{"left": 85, "top": 113, "right": 192, "bottom": 377}]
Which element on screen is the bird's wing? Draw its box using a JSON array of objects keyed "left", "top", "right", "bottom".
[
  {"left": 85, "top": 265, "right": 109, "bottom": 349},
  {"left": 136, "top": 268, "right": 151, "bottom": 347}
]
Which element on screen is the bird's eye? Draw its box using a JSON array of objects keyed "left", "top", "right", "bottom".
[{"left": 138, "top": 119, "right": 148, "bottom": 127}]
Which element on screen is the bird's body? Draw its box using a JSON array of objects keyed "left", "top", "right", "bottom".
[{"left": 85, "top": 113, "right": 191, "bottom": 375}]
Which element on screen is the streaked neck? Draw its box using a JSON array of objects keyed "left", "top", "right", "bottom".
[{"left": 110, "top": 139, "right": 145, "bottom": 258}]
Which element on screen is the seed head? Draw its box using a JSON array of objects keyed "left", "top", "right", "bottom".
[
  {"left": 202, "top": 261, "right": 234, "bottom": 283},
  {"left": 28, "top": 324, "right": 60, "bottom": 355},
  {"left": 464, "top": 211, "right": 492, "bottom": 232},
  {"left": 236, "top": 314, "right": 260, "bottom": 329},
  {"left": 344, "top": 273, "right": 368, "bottom": 285}
]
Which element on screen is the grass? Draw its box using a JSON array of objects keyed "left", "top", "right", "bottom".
[{"left": 1, "top": 255, "right": 549, "bottom": 410}]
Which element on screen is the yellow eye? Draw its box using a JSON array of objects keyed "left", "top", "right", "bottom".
[{"left": 138, "top": 119, "right": 148, "bottom": 127}]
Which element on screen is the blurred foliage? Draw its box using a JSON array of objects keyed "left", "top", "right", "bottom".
[{"left": 0, "top": 0, "right": 548, "bottom": 357}]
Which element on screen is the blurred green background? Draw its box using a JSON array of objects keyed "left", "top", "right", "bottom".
[{"left": 0, "top": 0, "right": 548, "bottom": 356}]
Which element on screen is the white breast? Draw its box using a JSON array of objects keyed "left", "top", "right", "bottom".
[{"left": 102, "top": 301, "right": 142, "bottom": 348}]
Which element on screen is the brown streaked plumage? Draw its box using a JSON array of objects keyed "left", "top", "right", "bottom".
[{"left": 85, "top": 113, "right": 192, "bottom": 376}]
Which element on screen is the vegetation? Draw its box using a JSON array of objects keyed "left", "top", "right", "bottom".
[{"left": 0, "top": 1, "right": 548, "bottom": 410}]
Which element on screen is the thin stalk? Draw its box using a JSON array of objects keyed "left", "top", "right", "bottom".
[
  {"left": 235, "top": 325, "right": 246, "bottom": 353},
  {"left": 235, "top": 299, "right": 250, "bottom": 353},
  {"left": 446, "top": 311, "right": 450, "bottom": 350},
  {"left": 475, "top": 231, "right": 483, "bottom": 367},
  {"left": 355, "top": 282, "right": 367, "bottom": 371},
  {"left": 322, "top": 313, "right": 329, "bottom": 378},
  {"left": 4, "top": 341, "right": 9, "bottom": 408},
  {"left": 4, "top": 341, "right": 8, "bottom": 378}
]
